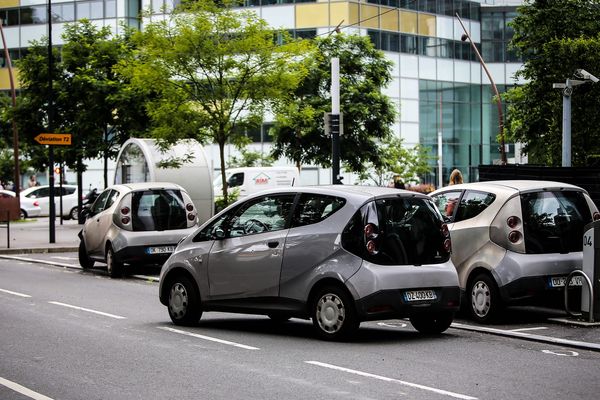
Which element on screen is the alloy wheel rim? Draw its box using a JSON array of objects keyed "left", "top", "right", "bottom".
[
  {"left": 316, "top": 293, "right": 345, "bottom": 334},
  {"left": 169, "top": 283, "right": 188, "bottom": 319},
  {"left": 471, "top": 280, "right": 491, "bottom": 318}
]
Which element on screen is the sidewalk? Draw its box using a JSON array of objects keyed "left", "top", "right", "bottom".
[{"left": 0, "top": 217, "right": 80, "bottom": 254}]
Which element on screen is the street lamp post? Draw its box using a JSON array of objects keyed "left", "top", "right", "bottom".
[{"left": 456, "top": 13, "right": 507, "bottom": 165}]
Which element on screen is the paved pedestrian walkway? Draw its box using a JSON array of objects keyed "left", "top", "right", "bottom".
[{"left": 0, "top": 217, "right": 80, "bottom": 254}]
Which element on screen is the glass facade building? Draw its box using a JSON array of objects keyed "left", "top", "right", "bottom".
[{"left": 1, "top": 0, "right": 524, "bottom": 186}]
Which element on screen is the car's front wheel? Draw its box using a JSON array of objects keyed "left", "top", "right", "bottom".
[
  {"left": 19, "top": 209, "right": 27, "bottom": 219},
  {"left": 311, "top": 285, "right": 359, "bottom": 341},
  {"left": 167, "top": 275, "right": 202, "bottom": 326},
  {"left": 410, "top": 311, "right": 454, "bottom": 334},
  {"left": 106, "top": 246, "right": 122, "bottom": 278},
  {"left": 468, "top": 273, "right": 502, "bottom": 323},
  {"left": 69, "top": 207, "right": 79, "bottom": 221},
  {"left": 78, "top": 240, "right": 94, "bottom": 269}
]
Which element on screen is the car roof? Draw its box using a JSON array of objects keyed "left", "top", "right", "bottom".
[
  {"left": 20, "top": 184, "right": 78, "bottom": 194},
  {"left": 245, "top": 185, "right": 430, "bottom": 201},
  {"left": 431, "top": 180, "right": 587, "bottom": 194},
  {"left": 109, "top": 182, "right": 184, "bottom": 192}
]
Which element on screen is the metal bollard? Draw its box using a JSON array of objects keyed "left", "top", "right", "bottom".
[{"left": 564, "top": 270, "right": 594, "bottom": 323}]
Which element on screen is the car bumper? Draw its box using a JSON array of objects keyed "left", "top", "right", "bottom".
[
  {"left": 499, "top": 275, "right": 582, "bottom": 306},
  {"left": 114, "top": 244, "right": 177, "bottom": 265}
]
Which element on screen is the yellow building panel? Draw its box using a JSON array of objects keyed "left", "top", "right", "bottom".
[
  {"left": 418, "top": 13, "right": 436, "bottom": 36},
  {"left": 296, "top": 4, "right": 329, "bottom": 28},
  {"left": 330, "top": 2, "right": 349, "bottom": 28},
  {"left": 360, "top": 5, "right": 379, "bottom": 29},
  {"left": 400, "top": 10, "right": 417, "bottom": 34},
  {"left": 0, "top": 0, "right": 20, "bottom": 8},
  {"left": 380, "top": 7, "right": 399, "bottom": 32},
  {"left": 0, "top": 68, "right": 20, "bottom": 91},
  {"left": 348, "top": 2, "right": 359, "bottom": 25}
]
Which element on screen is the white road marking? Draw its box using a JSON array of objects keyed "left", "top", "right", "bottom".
[
  {"left": 0, "top": 376, "right": 54, "bottom": 400},
  {"left": 305, "top": 361, "right": 478, "bottom": 400},
  {"left": 0, "top": 288, "right": 32, "bottom": 298},
  {"left": 377, "top": 322, "right": 408, "bottom": 328},
  {"left": 542, "top": 349, "right": 579, "bottom": 357},
  {"left": 510, "top": 327, "right": 548, "bottom": 332},
  {"left": 158, "top": 326, "right": 260, "bottom": 350},
  {"left": 48, "top": 301, "right": 126, "bottom": 319}
]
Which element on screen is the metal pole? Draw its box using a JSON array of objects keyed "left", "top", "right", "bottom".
[
  {"left": 331, "top": 57, "right": 341, "bottom": 184},
  {"left": 0, "top": 23, "right": 21, "bottom": 203},
  {"left": 562, "top": 79, "right": 572, "bottom": 167},
  {"left": 48, "top": 0, "right": 55, "bottom": 243},
  {"left": 456, "top": 13, "right": 507, "bottom": 165}
]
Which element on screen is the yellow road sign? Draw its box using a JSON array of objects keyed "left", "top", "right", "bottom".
[{"left": 35, "top": 133, "right": 72, "bottom": 145}]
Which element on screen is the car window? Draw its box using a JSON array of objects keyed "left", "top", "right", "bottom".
[
  {"left": 91, "top": 189, "right": 113, "bottom": 214},
  {"left": 227, "top": 194, "right": 295, "bottom": 237},
  {"left": 342, "top": 198, "right": 450, "bottom": 266},
  {"left": 64, "top": 187, "right": 76, "bottom": 195},
  {"left": 454, "top": 190, "right": 495, "bottom": 222},
  {"left": 227, "top": 173, "right": 244, "bottom": 189},
  {"left": 28, "top": 187, "right": 49, "bottom": 198},
  {"left": 131, "top": 190, "right": 187, "bottom": 231},
  {"left": 520, "top": 190, "right": 592, "bottom": 254},
  {"left": 431, "top": 191, "right": 462, "bottom": 220},
  {"left": 105, "top": 190, "right": 120, "bottom": 209},
  {"left": 291, "top": 193, "right": 346, "bottom": 228}
]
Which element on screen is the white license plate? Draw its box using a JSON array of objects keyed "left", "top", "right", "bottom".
[
  {"left": 549, "top": 276, "right": 583, "bottom": 288},
  {"left": 146, "top": 246, "right": 175, "bottom": 255},
  {"left": 404, "top": 290, "right": 437, "bottom": 302}
]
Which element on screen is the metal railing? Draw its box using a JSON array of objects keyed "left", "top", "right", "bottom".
[{"left": 564, "top": 270, "right": 595, "bottom": 323}]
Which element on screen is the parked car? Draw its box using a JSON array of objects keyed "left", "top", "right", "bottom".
[
  {"left": 0, "top": 189, "right": 41, "bottom": 219},
  {"left": 429, "top": 180, "right": 600, "bottom": 323},
  {"left": 159, "top": 185, "right": 460, "bottom": 340},
  {"left": 78, "top": 182, "right": 199, "bottom": 278},
  {"left": 20, "top": 184, "right": 79, "bottom": 219},
  {"left": 214, "top": 166, "right": 299, "bottom": 200}
]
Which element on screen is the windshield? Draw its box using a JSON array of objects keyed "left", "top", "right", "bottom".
[
  {"left": 131, "top": 190, "right": 187, "bottom": 231},
  {"left": 520, "top": 190, "right": 592, "bottom": 254}
]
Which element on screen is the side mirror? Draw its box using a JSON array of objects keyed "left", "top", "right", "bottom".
[{"left": 212, "top": 226, "right": 226, "bottom": 240}]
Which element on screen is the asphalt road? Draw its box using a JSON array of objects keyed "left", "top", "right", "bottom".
[{"left": 1, "top": 258, "right": 600, "bottom": 400}]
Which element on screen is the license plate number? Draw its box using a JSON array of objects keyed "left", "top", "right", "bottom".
[
  {"left": 549, "top": 276, "right": 583, "bottom": 288},
  {"left": 146, "top": 246, "right": 175, "bottom": 255},
  {"left": 404, "top": 290, "right": 437, "bottom": 302}
]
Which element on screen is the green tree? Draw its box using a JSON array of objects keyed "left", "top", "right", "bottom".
[
  {"left": 227, "top": 148, "right": 274, "bottom": 168},
  {"left": 270, "top": 33, "right": 396, "bottom": 174},
  {"left": 119, "top": 0, "right": 313, "bottom": 203},
  {"left": 504, "top": 0, "right": 600, "bottom": 166},
  {"left": 354, "top": 136, "right": 433, "bottom": 186}
]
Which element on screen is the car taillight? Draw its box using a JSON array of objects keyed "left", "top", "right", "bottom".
[
  {"left": 121, "top": 206, "right": 130, "bottom": 215},
  {"left": 443, "top": 238, "right": 452, "bottom": 252},
  {"left": 33, "top": 201, "right": 39, "bottom": 207},
  {"left": 441, "top": 223, "right": 449, "bottom": 237},
  {"left": 594, "top": 212, "right": 600, "bottom": 221},
  {"left": 366, "top": 240, "right": 378, "bottom": 255},
  {"left": 186, "top": 203, "right": 194, "bottom": 212},
  {"left": 364, "top": 223, "right": 378, "bottom": 239},
  {"left": 507, "top": 216, "right": 520, "bottom": 229},
  {"left": 121, "top": 216, "right": 130, "bottom": 224},
  {"left": 508, "top": 230, "right": 521, "bottom": 243},
  {"left": 187, "top": 213, "right": 196, "bottom": 221}
]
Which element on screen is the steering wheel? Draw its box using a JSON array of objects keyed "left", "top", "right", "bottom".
[{"left": 243, "top": 219, "right": 268, "bottom": 234}]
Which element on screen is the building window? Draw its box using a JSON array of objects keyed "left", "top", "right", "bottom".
[{"left": 481, "top": 10, "right": 521, "bottom": 63}]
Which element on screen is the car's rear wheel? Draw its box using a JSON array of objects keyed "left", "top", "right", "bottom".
[
  {"left": 106, "top": 246, "right": 122, "bottom": 278},
  {"left": 69, "top": 207, "right": 79, "bottom": 221},
  {"left": 468, "top": 273, "right": 502, "bottom": 323},
  {"left": 19, "top": 209, "right": 27, "bottom": 219},
  {"left": 311, "top": 285, "right": 359, "bottom": 341},
  {"left": 410, "top": 311, "right": 454, "bottom": 334},
  {"left": 167, "top": 275, "right": 202, "bottom": 326},
  {"left": 78, "top": 240, "right": 95, "bottom": 269}
]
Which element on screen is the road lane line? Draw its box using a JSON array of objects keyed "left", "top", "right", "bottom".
[
  {"left": 0, "top": 376, "right": 54, "bottom": 400},
  {"left": 48, "top": 301, "right": 126, "bottom": 319},
  {"left": 0, "top": 288, "right": 32, "bottom": 298},
  {"left": 305, "top": 361, "right": 477, "bottom": 400},
  {"left": 510, "top": 327, "right": 548, "bottom": 332},
  {"left": 158, "top": 326, "right": 259, "bottom": 350}
]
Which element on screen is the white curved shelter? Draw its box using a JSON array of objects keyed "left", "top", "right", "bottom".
[{"left": 114, "top": 138, "right": 213, "bottom": 223}]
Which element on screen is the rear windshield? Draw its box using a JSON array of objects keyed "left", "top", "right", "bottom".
[
  {"left": 342, "top": 198, "right": 450, "bottom": 266},
  {"left": 520, "top": 190, "right": 592, "bottom": 254},
  {"left": 131, "top": 190, "right": 187, "bottom": 231}
]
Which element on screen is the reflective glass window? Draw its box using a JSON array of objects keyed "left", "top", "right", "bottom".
[
  {"left": 454, "top": 190, "right": 495, "bottom": 222},
  {"left": 228, "top": 194, "right": 296, "bottom": 237},
  {"left": 105, "top": 0, "right": 117, "bottom": 18},
  {"left": 291, "top": 193, "right": 345, "bottom": 228},
  {"left": 131, "top": 190, "right": 187, "bottom": 231}
]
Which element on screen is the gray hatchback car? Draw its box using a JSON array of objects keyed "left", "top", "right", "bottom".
[{"left": 159, "top": 186, "right": 460, "bottom": 340}]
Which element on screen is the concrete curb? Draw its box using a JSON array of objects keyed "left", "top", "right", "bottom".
[{"left": 0, "top": 247, "right": 78, "bottom": 255}]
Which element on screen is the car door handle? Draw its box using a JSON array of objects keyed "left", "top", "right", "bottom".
[{"left": 267, "top": 241, "right": 279, "bottom": 248}]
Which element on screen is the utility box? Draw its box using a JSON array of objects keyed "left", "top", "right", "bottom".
[{"left": 582, "top": 220, "right": 600, "bottom": 320}]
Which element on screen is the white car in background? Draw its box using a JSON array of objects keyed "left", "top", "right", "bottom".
[
  {"left": 20, "top": 184, "right": 80, "bottom": 219},
  {"left": 0, "top": 189, "right": 41, "bottom": 219}
]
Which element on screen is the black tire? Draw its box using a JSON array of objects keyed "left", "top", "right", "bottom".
[
  {"left": 106, "top": 246, "right": 122, "bottom": 278},
  {"left": 268, "top": 314, "right": 291, "bottom": 323},
  {"left": 311, "top": 285, "right": 359, "bottom": 341},
  {"left": 69, "top": 207, "right": 79, "bottom": 221},
  {"left": 167, "top": 275, "right": 203, "bottom": 326},
  {"left": 410, "top": 311, "right": 454, "bottom": 334},
  {"left": 20, "top": 209, "right": 27, "bottom": 219},
  {"left": 468, "top": 273, "right": 502, "bottom": 323},
  {"left": 78, "top": 240, "right": 95, "bottom": 269}
]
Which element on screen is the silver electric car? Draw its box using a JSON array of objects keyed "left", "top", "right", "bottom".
[
  {"left": 159, "top": 186, "right": 460, "bottom": 340},
  {"left": 78, "top": 182, "right": 199, "bottom": 277},
  {"left": 430, "top": 180, "right": 600, "bottom": 323}
]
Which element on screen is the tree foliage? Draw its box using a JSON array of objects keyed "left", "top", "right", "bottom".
[
  {"left": 270, "top": 33, "right": 396, "bottom": 173},
  {"left": 119, "top": 0, "right": 313, "bottom": 202},
  {"left": 504, "top": 0, "right": 600, "bottom": 166}
]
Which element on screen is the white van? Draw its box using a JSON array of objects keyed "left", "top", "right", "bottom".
[{"left": 214, "top": 167, "right": 299, "bottom": 199}]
